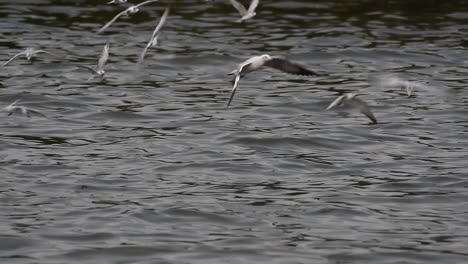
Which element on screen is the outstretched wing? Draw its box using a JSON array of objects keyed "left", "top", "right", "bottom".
[
  {"left": 135, "top": 0, "right": 159, "bottom": 8},
  {"left": 97, "top": 43, "right": 109, "bottom": 72},
  {"left": 2, "top": 50, "right": 27, "bottom": 67},
  {"left": 347, "top": 97, "right": 377, "bottom": 124},
  {"left": 230, "top": 0, "right": 247, "bottom": 16},
  {"left": 265, "top": 57, "right": 316, "bottom": 76},
  {"left": 226, "top": 74, "right": 241, "bottom": 108},
  {"left": 247, "top": 0, "right": 259, "bottom": 14},
  {"left": 326, "top": 95, "right": 345, "bottom": 110},
  {"left": 150, "top": 6, "right": 170, "bottom": 40},
  {"left": 97, "top": 8, "right": 129, "bottom": 34},
  {"left": 76, "top": 64, "right": 97, "bottom": 74},
  {"left": 138, "top": 45, "right": 150, "bottom": 64}
]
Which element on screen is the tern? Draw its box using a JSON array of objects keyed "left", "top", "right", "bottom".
[
  {"left": 326, "top": 93, "right": 377, "bottom": 124},
  {"left": 107, "top": 0, "right": 127, "bottom": 4},
  {"left": 97, "top": 0, "right": 159, "bottom": 34},
  {"left": 4, "top": 98, "right": 46, "bottom": 118},
  {"left": 2, "top": 48, "right": 58, "bottom": 67},
  {"left": 138, "top": 6, "right": 170, "bottom": 63},
  {"left": 226, "top": 54, "right": 316, "bottom": 108},
  {"left": 379, "top": 76, "right": 427, "bottom": 97},
  {"left": 230, "top": 0, "right": 259, "bottom": 22},
  {"left": 77, "top": 42, "right": 109, "bottom": 78}
]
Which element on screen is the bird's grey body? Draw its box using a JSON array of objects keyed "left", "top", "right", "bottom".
[
  {"left": 97, "top": 0, "right": 159, "bottom": 34},
  {"left": 226, "top": 54, "right": 316, "bottom": 108},
  {"left": 326, "top": 93, "right": 377, "bottom": 124},
  {"left": 138, "top": 6, "right": 170, "bottom": 63},
  {"left": 2, "top": 48, "right": 57, "bottom": 67},
  {"left": 230, "top": 0, "right": 259, "bottom": 22}
]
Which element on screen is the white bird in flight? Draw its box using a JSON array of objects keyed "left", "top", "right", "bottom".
[
  {"left": 107, "top": 0, "right": 127, "bottom": 4},
  {"left": 4, "top": 98, "right": 47, "bottom": 118},
  {"left": 226, "top": 54, "right": 316, "bottom": 108},
  {"left": 97, "top": 0, "right": 159, "bottom": 34},
  {"left": 230, "top": 0, "right": 259, "bottom": 22},
  {"left": 2, "top": 48, "right": 58, "bottom": 67},
  {"left": 138, "top": 6, "right": 170, "bottom": 63},
  {"left": 378, "top": 76, "right": 427, "bottom": 97},
  {"left": 326, "top": 93, "right": 377, "bottom": 124},
  {"left": 77, "top": 42, "right": 110, "bottom": 78}
]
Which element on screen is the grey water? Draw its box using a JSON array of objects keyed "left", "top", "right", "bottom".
[{"left": 1, "top": 0, "right": 468, "bottom": 263}]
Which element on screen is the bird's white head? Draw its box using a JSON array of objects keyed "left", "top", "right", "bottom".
[
  {"left": 346, "top": 93, "right": 357, "bottom": 99},
  {"left": 260, "top": 54, "right": 272, "bottom": 61},
  {"left": 96, "top": 70, "right": 105, "bottom": 77}
]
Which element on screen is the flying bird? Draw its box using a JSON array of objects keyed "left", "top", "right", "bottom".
[
  {"left": 230, "top": 0, "right": 259, "bottom": 22},
  {"left": 77, "top": 42, "right": 110, "bottom": 78},
  {"left": 226, "top": 54, "right": 316, "bottom": 108},
  {"left": 377, "top": 76, "right": 427, "bottom": 97},
  {"left": 138, "top": 6, "right": 170, "bottom": 63},
  {"left": 2, "top": 48, "right": 58, "bottom": 67},
  {"left": 97, "top": 0, "right": 159, "bottom": 34},
  {"left": 4, "top": 98, "right": 47, "bottom": 118},
  {"left": 326, "top": 93, "right": 377, "bottom": 124}
]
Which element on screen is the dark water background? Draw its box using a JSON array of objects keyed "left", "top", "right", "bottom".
[{"left": 1, "top": 0, "right": 468, "bottom": 263}]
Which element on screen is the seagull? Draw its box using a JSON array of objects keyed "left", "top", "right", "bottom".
[
  {"left": 230, "top": 0, "right": 259, "bottom": 22},
  {"left": 107, "top": 0, "right": 127, "bottom": 4},
  {"left": 97, "top": 0, "right": 159, "bottom": 34},
  {"left": 326, "top": 93, "right": 377, "bottom": 124},
  {"left": 77, "top": 42, "right": 109, "bottom": 78},
  {"left": 2, "top": 48, "right": 58, "bottom": 67},
  {"left": 226, "top": 54, "right": 316, "bottom": 108},
  {"left": 4, "top": 98, "right": 46, "bottom": 118},
  {"left": 138, "top": 6, "right": 170, "bottom": 63}
]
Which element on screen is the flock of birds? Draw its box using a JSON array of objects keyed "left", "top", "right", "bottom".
[{"left": 2, "top": 0, "right": 422, "bottom": 124}]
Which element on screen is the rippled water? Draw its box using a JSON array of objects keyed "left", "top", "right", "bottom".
[{"left": 1, "top": 0, "right": 468, "bottom": 263}]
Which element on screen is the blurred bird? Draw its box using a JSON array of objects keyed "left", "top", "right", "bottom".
[
  {"left": 4, "top": 98, "right": 47, "bottom": 118},
  {"left": 138, "top": 6, "right": 170, "bottom": 63},
  {"left": 97, "top": 0, "right": 159, "bottom": 34},
  {"left": 226, "top": 54, "right": 316, "bottom": 108},
  {"left": 326, "top": 93, "right": 377, "bottom": 124},
  {"left": 230, "top": 0, "right": 259, "bottom": 22},
  {"left": 2, "top": 48, "right": 58, "bottom": 67},
  {"left": 77, "top": 42, "right": 109, "bottom": 78}
]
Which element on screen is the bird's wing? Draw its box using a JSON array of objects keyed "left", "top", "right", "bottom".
[
  {"left": 347, "top": 97, "right": 377, "bottom": 124},
  {"left": 35, "top": 50, "right": 59, "bottom": 57},
  {"left": 226, "top": 74, "right": 241, "bottom": 108},
  {"left": 97, "top": 43, "right": 110, "bottom": 72},
  {"left": 247, "top": 0, "right": 259, "bottom": 14},
  {"left": 265, "top": 57, "right": 316, "bottom": 76},
  {"left": 151, "top": 6, "right": 170, "bottom": 40},
  {"left": 230, "top": 0, "right": 247, "bottom": 16},
  {"left": 236, "top": 61, "right": 253, "bottom": 77},
  {"left": 326, "top": 95, "right": 345, "bottom": 110},
  {"left": 97, "top": 8, "right": 129, "bottom": 34},
  {"left": 2, "top": 50, "right": 27, "bottom": 67},
  {"left": 28, "top": 109, "right": 47, "bottom": 118},
  {"left": 135, "top": 0, "right": 159, "bottom": 8},
  {"left": 138, "top": 45, "right": 150, "bottom": 64},
  {"left": 6, "top": 97, "right": 23, "bottom": 110},
  {"left": 76, "top": 64, "right": 97, "bottom": 74}
]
